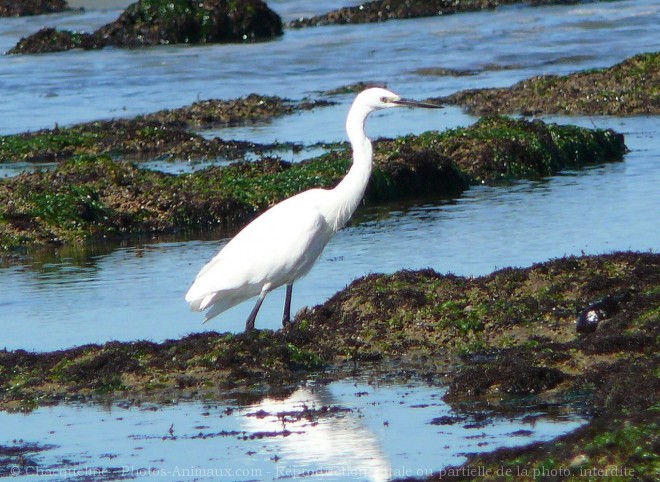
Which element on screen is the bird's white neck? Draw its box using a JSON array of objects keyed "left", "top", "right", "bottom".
[{"left": 326, "top": 101, "right": 375, "bottom": 231}]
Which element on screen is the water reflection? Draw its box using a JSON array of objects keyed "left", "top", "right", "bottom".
[
  {"left": 0, "top": 378, "right": 586, "bottom": 481},
  {"left": 243, "top": 386, "right": 390, "bottom": 482},
  {"left": 0, "top": 161, "right": 58, "bottom": 178}
]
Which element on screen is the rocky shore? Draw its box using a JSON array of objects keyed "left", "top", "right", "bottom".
[
  {"left": 0, "top": 0, "right": 68, "bottom": 17},
  {"left": 0, "top": 113, "right": 624, "bottom": 250},
  {"left": 1, "top": 251, "right": 657, "bottom": 479},
  {"left": 438, "top": 52, "right": 660, "bottom": 116},
  {"left": 286, "top": 0, "right": 604, "bottom": 29}
]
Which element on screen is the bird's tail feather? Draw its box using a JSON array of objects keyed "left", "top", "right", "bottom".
[
  {"left": 187, "top": 290, "right": 249, "bottom": 323},
  {"left": 202, "top": 292, "right": 246, "bottom": 323},
  {"left": 189, "top": 292, "right": 218, "bottom": 312}
]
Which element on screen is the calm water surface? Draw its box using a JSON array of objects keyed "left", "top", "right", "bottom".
[
  {"left": 0, "top": 1, "right": 658, "bottom": 477},
  {"left": 1, "top": 377, "right": 586, "bottom": 481},
  {"left": 0, "top": 1, "right": 658, "bottom": 133}
]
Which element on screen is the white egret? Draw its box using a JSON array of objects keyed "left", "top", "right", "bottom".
[{"left": 185, "top": 88, "right": 441, "bottom": 330}]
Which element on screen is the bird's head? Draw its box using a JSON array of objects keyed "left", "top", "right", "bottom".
[{"left": 355, "top": 87, "right": 442, "bottom": 112}]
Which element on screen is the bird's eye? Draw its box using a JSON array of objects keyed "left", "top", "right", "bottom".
[{"left": 380, "top": 96, "right": 389, "bottom": 103}]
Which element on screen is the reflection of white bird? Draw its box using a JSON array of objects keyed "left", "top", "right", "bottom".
[
  {"left": 185, "top": 88, "right": 441, "bottom": 330},
  {"left": 242, "top": 387, "right": 391, "bottom": 482}
]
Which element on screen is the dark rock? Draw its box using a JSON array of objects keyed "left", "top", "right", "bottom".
[
  {"left": 578, "top": 356, "right": 660, "bottom": 416},
  {"left": 286, "top": 0, "right": 584, "bottom": 28},
  {"left": 7, "top": 27, "right": 101, "bottom": 55},
  {"left": 0, "top": 0, "right": 67, "bottom": 17},
  {"left": 96, "top": 0, "right": 283, "bottom": 47},
  {"left": 429, "top": 415, "right": 467, "bottom": 425},
  {"left": 448, "top": 355, "right": 568, "bottom": 397},
  {"left": 0, "top": 94, "right": 321, "bottom": 164},
  {"left": 8, "top": 0, "right": 282, "bottom": 54},
  {"left": 287, "top": 0, "right": 513, "bottom": 28},
  {"left": 369, "top": 142, "right": 470, "bottom": 201}
]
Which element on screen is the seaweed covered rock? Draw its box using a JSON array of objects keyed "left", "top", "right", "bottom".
[
  {"left": 96, "top": 0, "right": 283, "bottom": 47},
  {"left": 142, "top": 94, "right": 330, "bottom": 129},
  {"left": 0, "top": 107, "right": 626, "bottom": 180},
  {"left": 0, "top": 0, "right": 67, "bottom": 17},
  {"left": 287, "top": 0, "right": 509, "bottom": 28},
  {"left": 0, "top": 329, "right": 323, "bottom": 409},
  {"left": 0, "top": 114, "right": 626, "bottom": 248},
  {"left": 441, "top": 52, "right": 660, "bottom": 116},
  {"left": 367, "top": 116, "right": 626, "bottom": 186},
  {"left": 297, "top": 252, "right": 659, "bottom": 395},
  {"left": 7, "top": 27, "right": 103, "bottom": 54},
  {"left": 0, "top": 155, "right": 256, "bottom": 248},
  {"left": 1, "top": 252, "right": 657, "bottom": 411},
  {"left": 286, "top": 0, "right": 585, "bottom": 28},
  {"left": 429, "top": 116, "right": 626, "bottom": 181},
  {"left": 8, "top": 0, "right": 283, "bottom": 54},
  {"left": 0, "top": 94, "right": 323, "bottom": 162}
]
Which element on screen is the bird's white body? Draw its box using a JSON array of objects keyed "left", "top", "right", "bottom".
[
  {"left": 186, "top": 189, "right": 335, "bottom": 320},
  {"left": 185, "top": 88, "right": 440, "bottom": 328}
]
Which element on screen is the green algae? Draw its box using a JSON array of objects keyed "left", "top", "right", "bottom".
[
  {"left": 285, "top": 343, "right": 326, "bottom": 370},
  {"left": 29, "top": 185, "right": 110, "bottom": 231},
  {"left": 0, "top": 110, "right": 626, "bottom": 250},
  {"left": 448, "top": 416, "right": 660, "bottom": 482},
  {"left": 409, "top": 116, "right": 626, "bottom": 182},
  {"left": 0, "top": 128, "right": 99, "bottom": 161}
]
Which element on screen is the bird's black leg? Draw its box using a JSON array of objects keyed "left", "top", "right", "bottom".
[
  {"left": 282, "top": 283, "right": 293, "bottom": 327},
  {"left": 245, "top": 292, "right": 266, "bottom": 331}
]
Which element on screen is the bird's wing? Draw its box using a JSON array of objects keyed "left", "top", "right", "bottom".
[{"left": 185, "top": 190, "right": 333, "bottom": 306}]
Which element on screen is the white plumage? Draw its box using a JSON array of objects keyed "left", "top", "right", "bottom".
[{"left": 185, "top": 88, "right": 441, "bottom": 330}]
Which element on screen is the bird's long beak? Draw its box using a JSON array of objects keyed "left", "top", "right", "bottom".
[{"left": 392, "top": 97, "right": 443, "bottom": 109}]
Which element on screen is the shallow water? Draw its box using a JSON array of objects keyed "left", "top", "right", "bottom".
[
  {"left": 1, "top": 377, "right": 586, "bottom": 481},
  {"left": 1, "top": 114, "right": 657, "bottom": 351},
  {"left": 0, "top": 1, "right": 658, "bottom": 134},
  {"left": 0, "top": 0, "right": 659, "bottom": 476}
]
